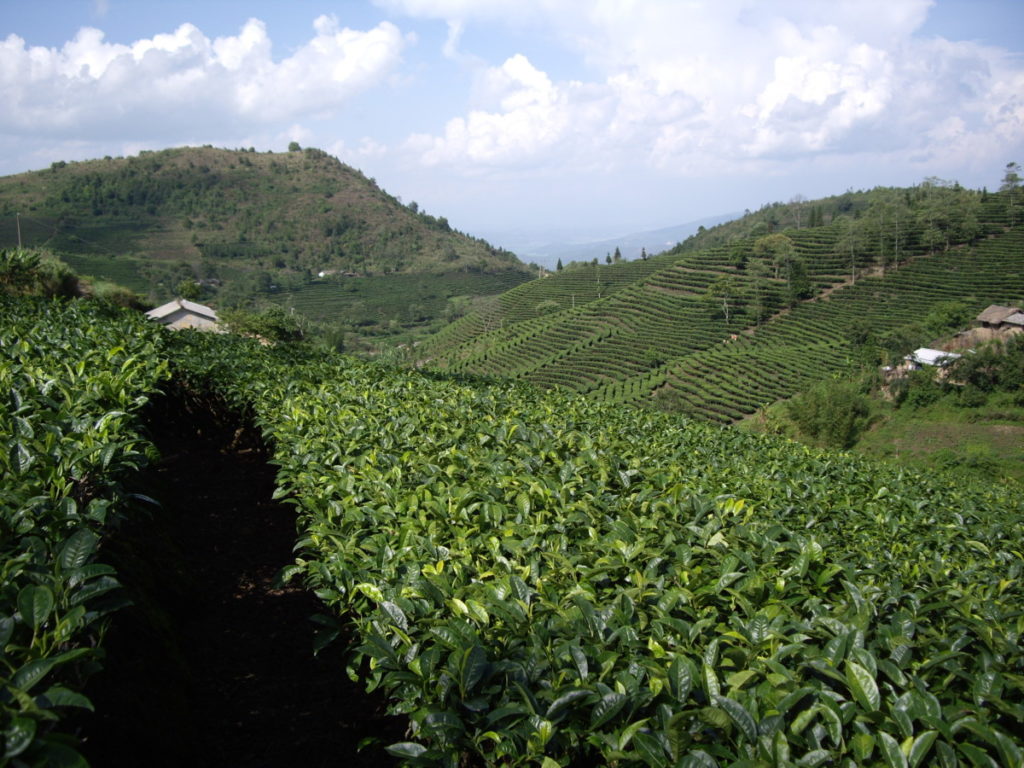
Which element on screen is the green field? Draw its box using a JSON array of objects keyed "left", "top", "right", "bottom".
[
  {"left": 169, "top": 325, "right": 1024, "bottom": 768},
  {"left": 272, "top": 270, "right": 532, "bottom": 328}
]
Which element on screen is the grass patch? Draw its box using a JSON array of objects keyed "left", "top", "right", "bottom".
[
  {"left": 855, "top": 393, "right": 1024, "bottom": 482},
  {"left": 272, "top": 271, "right": 529, "bottom": 327},
  {"left": 58, "top": 252, "right": 152, "bottom": 293}
]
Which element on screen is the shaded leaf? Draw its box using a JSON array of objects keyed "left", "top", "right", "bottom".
[
  {"left": 590, "top": 692, "right": 627, "bottom": 729},
  {"left": 18, "top": 585, "right": 53, "bottom": 631}
]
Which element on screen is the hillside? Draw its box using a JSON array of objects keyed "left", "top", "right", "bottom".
[
  {"left": 0, "top": 145, "right": 531, "bottom": 338},
  {"left": 417, "top": 182, "right": 1024, "bottom": 421}
]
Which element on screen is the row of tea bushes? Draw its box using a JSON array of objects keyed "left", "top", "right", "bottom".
[
  {"left": 171, "top": 330, "right": 1024, "bottom": 767},
  {"left": 1, "top": 298, "right": 167, "bottom": 765}
]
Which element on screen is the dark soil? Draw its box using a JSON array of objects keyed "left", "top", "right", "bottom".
[{"left": 76, "top": 385, "right": 404, "bottom": 767}]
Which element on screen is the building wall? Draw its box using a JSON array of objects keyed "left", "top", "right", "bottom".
[{"left": 162, "top": 309, "right": 219, "bottom": 330}]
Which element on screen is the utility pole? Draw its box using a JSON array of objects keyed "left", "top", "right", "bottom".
[{"left": 16, "top": 213, "right": 22, "bottom": 249}]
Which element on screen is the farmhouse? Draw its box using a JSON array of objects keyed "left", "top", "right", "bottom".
[
  {"left": 145, "top": 298, "right": 219, "bottom": 330},
  {"left": 975, "top": 304, "right": 1023, "bottom": 330},
  {"left": 1002, "top": 311, "right": 1024, "bottom": 334}
]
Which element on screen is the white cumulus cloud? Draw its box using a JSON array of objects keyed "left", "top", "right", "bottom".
[
  {"left": 393, "top": 0, "right": 1023, "bottom": 178},
  {"left": 0, "top": 16, "right": 406, "bottom": 141},
  {"left": 407, "top": 53, "right": 574, "bottom": 166}
]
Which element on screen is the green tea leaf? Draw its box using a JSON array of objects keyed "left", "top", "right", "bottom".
[
  {"left": 13, "top": 657, "right": 57, "bottom": 692},
  {"left": 3, "top": 717, "right": 36, "bottom": 758},
  {"left": 907, "top": 730, "right": 938, "bottom": 768},
  {"left": 702, "top": 662, "right": 720, "bottom": 700},
  {"left": 41, "top": 686, "right": 95, "bottom": 711},
  {"left": 545, "top": 689, "right": 590, "bottom": 721},
  {"left": 632, "top": 730, "right": 668, "bottom": 767},
  {"left": 668, "top": 655, "right": 692, "bottom": 702},
  {"left": 385, "top": 742, "right": 428, "bottom": 759},
  {"left": 570, "top": 645, "right": 589, "bottom": 682},
  {"left": 380, "top": 601, "right": 408, "bottom": 631},
  {"left": 992, "top": 730, "right": 1023, "bottom": 768},
  {"left": 355, "top": 583, "right": 384, "bottom": 603},
  {"left": 796, "top": 749, "right": 832, "bottom": 767},
  {"left": 59, "top": 529, "right": 98, "bottom": 570},
  {"left": 851, "top": 732, "right": 876, "bottom": 762},
  {"left": 715, "top": 695, "right": 757, "bottom": 743},
  {"left": 459, "top": 644, "right": 489, "bottom": 695},
  {"left": 879, "top": 731, "right": 908, "bottom": 768},
  {"left": 678, "top": 751, "right": 717, "bottom": 768},
  {"left": 845, "top": 660, "right": 880, "bottom": 712},
  {"left": 9, "top": 441, "right": 33, "bottom": 474},
  {"left": 18, "top": 584, "right": 53, "bottom": 631},
  {"left": 590, "top": 692, "right": 627, "bottom": 729}
]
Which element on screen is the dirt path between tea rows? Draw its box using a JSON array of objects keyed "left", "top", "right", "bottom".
[{"left": 76, "top": 388, "right": 403, "bottom": 767}]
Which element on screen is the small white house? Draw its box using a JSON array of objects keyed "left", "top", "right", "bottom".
[
  {"left": 905, "top": 347, "right": 961, "bottom": 369},
  {"left": 145, "top": 298, "right": 219, "bottom": 331}
]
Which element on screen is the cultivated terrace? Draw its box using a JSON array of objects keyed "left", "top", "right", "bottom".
[{"left": 418, "top": 186, "right": 1024, "bottom": 422}]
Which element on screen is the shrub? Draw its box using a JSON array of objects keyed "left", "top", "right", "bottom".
[
  {"left": 958, "top": 384, "right": 988, "bottom": 408},
  {"left": 784, "top": 378, "right": 871, "bottom": 448},
  {"left": 898, "top": 368, "right": 945, "bottom": 409}
]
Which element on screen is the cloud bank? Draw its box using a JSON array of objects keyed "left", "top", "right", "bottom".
[
  {"left": 0, "top": 15, "right": 405, "bottom": 141},
  {"left": 389, "top": 0, "right": 1024, "bottom": 177}
]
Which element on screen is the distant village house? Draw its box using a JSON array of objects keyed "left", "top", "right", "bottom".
[
  {"left": 975, "top": 304, "right": 1024, "bottom": 333},
  {"left": 145, "top": 298, "right": 219, "bottom": 330}
]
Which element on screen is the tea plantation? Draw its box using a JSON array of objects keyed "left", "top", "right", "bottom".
[
  {"left": 7, "top": 290, "right": 1018, "bottom": 765},
  {"left": 4, "top": 173, "right": 1024, "bottom": 768},
  {"left": 163, "top": 330, "right": 1023, "bottom": 767}
]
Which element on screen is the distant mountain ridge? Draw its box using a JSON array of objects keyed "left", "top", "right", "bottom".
[{"left": 486, "top": 213, "right": 741, "bottom": 268}]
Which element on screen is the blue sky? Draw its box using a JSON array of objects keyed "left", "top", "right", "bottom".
[{"left": 2, "top": 0, "right": 1023, "bottom": 252}]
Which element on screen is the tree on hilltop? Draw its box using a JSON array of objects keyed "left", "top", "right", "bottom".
[
  {"left": 704, "top": 274, "right": 742, "bottom": 324},
  {"left": 1002, "top": 161, "right": 1021, "bottom": 226},
  {"left": 753, "top": 233, "right": 795, "bottom": 280}
]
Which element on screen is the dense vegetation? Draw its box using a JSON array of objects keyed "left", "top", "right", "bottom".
[
  {"left": 3, "top": 166, "right": 1023, "bottom": 764},
  {"left": 0, "top": 146, "right": 531, "bottom": 342},
  {"left": 3, "top": 291, "right": 1023, "bottom": 765},
  {"left": 0, "top": 249, "right": 142, "bottom": 309},
  {"left": 418, "top": 182, "right": 1023, "bottom": 425},
  {"left": 1, "top": 298, "right": 167, "bottom": 765},
  {"left": 745, "top": 334, "right": 1024, "bottom": 483},
  {"left": 165, "top": 328, "right": 1023, "bottom": 768}
]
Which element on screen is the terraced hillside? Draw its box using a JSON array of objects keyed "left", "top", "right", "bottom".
[
  {"left": 627, "top": 228, "right": 1024, "bottom": 420},
  {"left": 418, "top": 186, "right": 1023, "bottom": 421}
]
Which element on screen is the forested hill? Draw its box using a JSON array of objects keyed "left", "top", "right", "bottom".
[
  {"left": 0, "top": 145, "right": 528, "bottom": 300},
  {"left": 416, "top": 179, "right": 1024, "bottom": 421}
]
